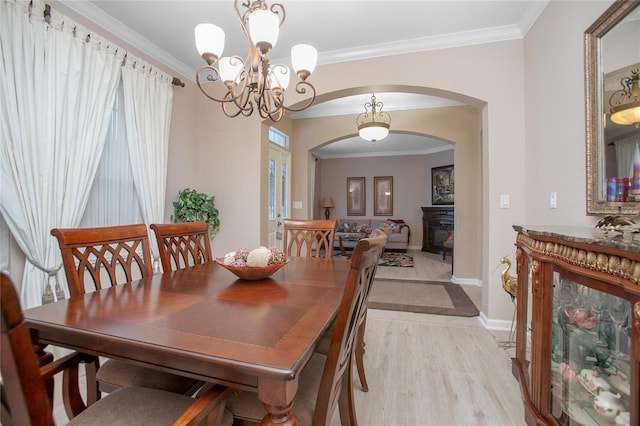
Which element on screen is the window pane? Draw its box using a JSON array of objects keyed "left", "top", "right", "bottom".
[
  {"left": 281, "top": 163, "right": 287, "bottom": 218},
  {"left": 269, "top": 159, "right": 276, "bottom": 220}
]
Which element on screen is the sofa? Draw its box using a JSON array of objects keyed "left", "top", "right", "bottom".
[{"left": 335, "top": 219, "right": 410, "bottom": 252}]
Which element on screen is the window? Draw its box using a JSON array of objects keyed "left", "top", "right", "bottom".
[
  {"left": 268, "top": 126, "right": 289, "bottom": 149},
  {"left": 81, "top": 81, "right": 142, "bottom": 227}
]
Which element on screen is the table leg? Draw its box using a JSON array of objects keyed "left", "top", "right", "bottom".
[{"left": 258, "top": 377, "right": 298, "bottom": 426}]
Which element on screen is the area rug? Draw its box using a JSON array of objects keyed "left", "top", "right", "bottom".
[
  {"left": 368, "top": 278, "right": 479, "bottom": 317},
  {"left": 377, "top": 252, "right": 414, "bottom": 267}
]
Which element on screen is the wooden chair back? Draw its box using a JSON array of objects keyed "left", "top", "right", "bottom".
[
  {"left": 1, "top": 273, "right": 55, "bottom": 426},
  {"left": 314, "top": 229, "right": 387, "bottom": 425},
  {"left": 283, "top": 219, "right": 337, "bottom": 259},
  {"left": 150, "top": 222, "right": 212, "bottom": 272},
  {"left": 51, "top": 224, "right": 153, "bottom": 297}
]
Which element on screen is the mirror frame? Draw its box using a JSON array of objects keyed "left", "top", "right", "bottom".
[{"left": 585, "top": 0, "right": 640, "bottom": 216}]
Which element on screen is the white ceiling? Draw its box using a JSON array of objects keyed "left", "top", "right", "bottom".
[{"left": 62, "top": 0, "right": 549, "bottom": 158}]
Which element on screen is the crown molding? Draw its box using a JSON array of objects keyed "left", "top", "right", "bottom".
[
  {"left": 58, "top": 0, "right": 193, "bottom": 79},
  {"left": 59, "top": 0, "right": 549, "bottom": 82}
]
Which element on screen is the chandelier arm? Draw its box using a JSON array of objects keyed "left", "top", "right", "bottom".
[
  {"left": 269, "top": 3, "right": 286, "bottom": 27},
  {"left": 281, "top": 81, "right": 317, "bottom": 112},
  {"left": 196, "top": 64, "right": 252, "bottom": 105},
  {"left": 221, "top": 89, "right": 254, "bottom": 118}
]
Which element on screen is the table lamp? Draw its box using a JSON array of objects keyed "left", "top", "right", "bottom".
[{"left": 321, "top": 197, "right": 334, "bottom": 220}]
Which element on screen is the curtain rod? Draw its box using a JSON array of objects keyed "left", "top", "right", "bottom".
[{"left": 43, "top": 3, "right": 185, "bottom": 88}]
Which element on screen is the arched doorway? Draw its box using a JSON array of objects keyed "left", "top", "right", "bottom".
[{"left": 284, "top": 86, "right": 485, "bottom": 283}]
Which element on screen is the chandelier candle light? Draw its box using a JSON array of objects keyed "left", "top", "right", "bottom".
[
  {"left": 195, "top": 0, "right": 318, "bottom": 121},
  {"left": 357, "top": 94, "right": 391, "bottom": 143},
  {"left": 609, "top": 68, "right": 640, "bottom": 128}
]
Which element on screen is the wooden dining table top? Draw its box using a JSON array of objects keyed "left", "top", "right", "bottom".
[{"left": 24, "top": 257, "right": 351, "bottom": 424}]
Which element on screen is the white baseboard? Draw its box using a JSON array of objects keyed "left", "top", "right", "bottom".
[
  {"left": 451, "top": 276, "right": 482, "bottom": 286},
  {"left": 478, "top": 312, "right": 516, "bottom": 331}
]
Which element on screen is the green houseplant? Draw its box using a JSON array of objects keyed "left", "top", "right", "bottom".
[{"left": 172, "top": 188, "right": 220, "bottom": 239}]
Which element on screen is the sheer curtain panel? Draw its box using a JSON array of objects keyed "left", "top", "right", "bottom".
[
  {"left": 0, "top": 1, "right": 123, "bottom": 307},
  {"left": 122, "top": 56, "right": 173, "bottom": 269}
]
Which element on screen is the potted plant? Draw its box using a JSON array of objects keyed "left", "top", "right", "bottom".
[{"left": 172, "top": 188, "right": 220, "bottom": 239}]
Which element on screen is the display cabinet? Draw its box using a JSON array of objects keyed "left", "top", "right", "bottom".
[{"left": 512, "top": 226, "right": 639, "bottom": 426}]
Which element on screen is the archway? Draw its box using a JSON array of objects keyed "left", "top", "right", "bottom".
[{"left": 285, "top": 85, "right": 484, "bottom": 283}]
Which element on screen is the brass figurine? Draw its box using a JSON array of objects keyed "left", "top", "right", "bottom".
[{"left": 500, "top": 256, "right": 518, "bottom": 301}]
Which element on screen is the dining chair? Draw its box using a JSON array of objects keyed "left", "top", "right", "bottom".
[
  {"left": 283, "top": 219, "right": 337, "bottom": 259},
  {"left": 150, "top": 222, "right": 213, "bottom": 272},
  {"left": 224, "top": 230, "right": 388, "bottom": 425},
  {"left": 50, "top": 224, "right": 201, "bottom": 396},
  {"left": 0, "top": 272, "right": 232, "bottom": 426}
]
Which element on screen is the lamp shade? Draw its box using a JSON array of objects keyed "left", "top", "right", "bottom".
[
  {"left": 269, "top": 65, "right": 290, "bottom": 92},
  {"left": 358, "top": 122, "right": 390, "bottom": 143},
  {"left": 291, "top": 44, "right": 317, "bottom": 77},
  {"left": 611, "top": 102, "right": 640, "bottom": 127},
  {"left": 195, "top": 23, "right": 225, "bottom": 58},
  {"left": 321, "top": 197, "right": 334, "bottom": 208},
  {"left": 218, "top": 56, "right": 244, "bottom": 85},
  {"left": 248, "top": 9, "right": 279, "bottom": 52}
]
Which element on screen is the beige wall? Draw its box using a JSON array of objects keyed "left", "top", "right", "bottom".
[
  {"left": 317, "top": 151, "right": 455, "bottom": 247},
  {"left": 6, "top": 1, "right": 616, "bottom": 328}
]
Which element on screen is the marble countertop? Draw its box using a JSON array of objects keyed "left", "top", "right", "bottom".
[{"left": 513, "top": 225, "right": 640, "bottom": 254}]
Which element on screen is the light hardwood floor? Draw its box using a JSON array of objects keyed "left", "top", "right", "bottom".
[{"left": 50, "top": 251, "right": 524, "bottom": 425}]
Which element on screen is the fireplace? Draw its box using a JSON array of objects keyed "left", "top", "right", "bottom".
[{"left": 421, "top": 206, "right": 454, "bottom": 254}]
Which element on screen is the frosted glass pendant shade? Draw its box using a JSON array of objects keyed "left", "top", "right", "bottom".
[
  {"left": 248, "top": 10, "right": 279, "bottom": 51},
  {"left": 219, "top": 57, "right": 244, "bottom": 85},
  {"left": 270, "top": 66, "right": 290, "bottom": 91},
  {"left": 291, "top": 44, "right": 317, "bottom": 75},
  {"left": 195, "top": 23, "right": 225, "bottom": 58},
  {"left": 358, "top": 123, "right": 390, "bottom": 143},
  {"left": 611, "top": 103, "right": 640, "bottom": 127}
]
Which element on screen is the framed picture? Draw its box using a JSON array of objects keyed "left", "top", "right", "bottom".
[
  {"left": 432, "top": 165, "right": 454, "bottom": 205},
  {"left": 347, "top": 177, "right": 366, "bottom": 216},
  {"left": 374, "top": 176, "right": 393, "bottom": 216}
]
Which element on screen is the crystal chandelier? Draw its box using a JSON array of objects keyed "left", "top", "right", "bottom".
[
  {"left": 356, "top": 94, "right": 391, "bottom": 143},
  {"left": 194, "top": 0, "right": 318, "bottom": 122},
  {"left": 609, "top": 68, "right": 640, "bottom": 128}
]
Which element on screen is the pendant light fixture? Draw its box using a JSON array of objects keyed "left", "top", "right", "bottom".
[
  {"left": 356, "top": 94, "right": 391, "bottom": 143},
  {"left": 609, "top": 68, "right": 640, "bottom": 128},
  {"left": 194, "top": 0, "right": 318, "bottom": 122}
]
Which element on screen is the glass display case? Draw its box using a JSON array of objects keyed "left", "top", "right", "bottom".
[{"left": 512, "top": 226, "right": 639, "bottom": 426}]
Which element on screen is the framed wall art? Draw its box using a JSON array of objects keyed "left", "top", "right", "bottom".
[
  {"left": 432, "top": 165, "right": 454, "bottom": 205},
  {"left": 374, "top": 176, "right": 393, "bottom": 216},
  {"left": 347, "top": 177, "right": 366, "bottom": 216}
]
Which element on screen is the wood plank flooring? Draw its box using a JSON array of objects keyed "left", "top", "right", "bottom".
[{"left": 49, "top": 251, "right": 524, "bottom": 425}]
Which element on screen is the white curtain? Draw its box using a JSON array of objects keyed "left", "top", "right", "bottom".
[
  {"left": 122, "top": 55, "right": 173, "bottom": 269},
  {"left": 614, "top": 135, "right": 640, "bottom": 178},
  {"left": 81, "top": 82, "right": 143, "bottom": 228},
  {"left": 0, "top": 0, "right": 123, "bottom": 307}
]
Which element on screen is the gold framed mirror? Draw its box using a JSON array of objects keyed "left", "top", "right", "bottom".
[{"left": 585, "top": 0, "right": 640, "bottom": 215}]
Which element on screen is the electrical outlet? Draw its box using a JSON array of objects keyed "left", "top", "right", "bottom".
[{"left": 550, "top": 192, "right": 557, "bottom": 209}]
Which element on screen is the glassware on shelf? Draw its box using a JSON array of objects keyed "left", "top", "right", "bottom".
[
  {"left": 606, "top": 296, "right": 631, "bottom": 361},
  {"left": 588, "top": 288, "right": 608, "bottom": 347}
]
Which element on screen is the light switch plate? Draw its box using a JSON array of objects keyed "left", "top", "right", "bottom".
[
  {"left": 292, "top": 201, "right": 303, "bottom": 209},
  {"left": 500, "top": 194, "right": 510, "bottom": 209},
  {"left": 550, "top": 192, "right": 557, "bottom": 209}
]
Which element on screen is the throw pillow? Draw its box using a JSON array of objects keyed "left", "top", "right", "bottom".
[{"left": 379, "top": 222, "right": 393, "bottom": 235}]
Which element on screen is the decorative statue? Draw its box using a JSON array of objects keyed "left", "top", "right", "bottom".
[
  {"left": 500, "top": 256, "right": 517, "bottom": 302},
  {"left": 499, "top": 256, "right": 518, "bottom": 349}
]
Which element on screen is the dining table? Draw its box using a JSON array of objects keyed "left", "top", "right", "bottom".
[{"left": 24, "top": 256, "right": 351, "bottom": 425}]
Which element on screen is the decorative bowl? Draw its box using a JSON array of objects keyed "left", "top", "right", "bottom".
[{"left": 215, "top": 258, "right": 289, "bottom": 280}]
